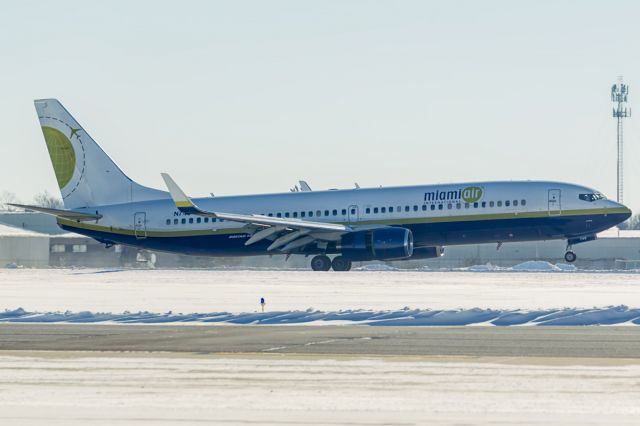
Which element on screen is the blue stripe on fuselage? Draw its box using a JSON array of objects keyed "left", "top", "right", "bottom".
[{"left": 60, "top": 213, "right": 628, "bottom": 257}]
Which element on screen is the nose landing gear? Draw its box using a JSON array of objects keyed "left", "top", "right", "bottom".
[
  {"left": 564, "top": 251, "right": 577, "bottom": 263},
  {"left": 564, "top": 243, "right": 577, "bottom": 263}
]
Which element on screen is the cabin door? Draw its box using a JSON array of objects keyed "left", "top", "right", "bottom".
[
  {"left": 348, "top": 205, "right": 359, "bottom": 223},
  {"left": 548, "top": 189, "right": 561, "bottom": 216},
  {"left": 134, "top": 212, "right": 147, "bottom": 239}
]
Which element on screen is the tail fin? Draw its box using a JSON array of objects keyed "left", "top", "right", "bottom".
[{"left": 35, "top": 99, "right": 167, "bottom": 208}]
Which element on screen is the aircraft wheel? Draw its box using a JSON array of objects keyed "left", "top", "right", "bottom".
[
  {"left": 564, "top": 251, "right": 577, "bottom": 263},
  {"left": 311, "top": 255, "right": 332, "bottom": 271},
  {"left": 331, "top": 256, "right": 352, "bottom": 271}
]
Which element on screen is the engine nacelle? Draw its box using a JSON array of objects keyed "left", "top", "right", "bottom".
[
  {"left": 340, "top": 227, "right": 414, "bottom": 261},
  {"left": 409, "top": 246, "right": 444, "bottom": 259}
]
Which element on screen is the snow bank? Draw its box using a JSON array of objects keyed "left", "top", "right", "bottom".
[
  {"left": 354, "top": 263, "right": 399, "bottom": 271},
  {"left": 2, "top": 306, "right": 639, "bottom": 326},
  {"left": 462, "top": 261, "right": 577, "bottom": 272}
]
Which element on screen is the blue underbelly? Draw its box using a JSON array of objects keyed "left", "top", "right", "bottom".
[{"left": 61, "top": 213, "right": 628, "bottom": 256}]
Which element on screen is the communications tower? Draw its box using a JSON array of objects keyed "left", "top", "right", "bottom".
[{"left": 611, "top": 77, "right": 631, "bottom": 203}]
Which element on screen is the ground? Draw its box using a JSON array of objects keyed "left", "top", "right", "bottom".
[{"left": 1, "top": 267, "right": 639, "bottom": 425}]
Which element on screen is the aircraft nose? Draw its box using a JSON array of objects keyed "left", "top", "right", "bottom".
[{"left": 608, "top": 200, "right": 632, "bottom": 220}]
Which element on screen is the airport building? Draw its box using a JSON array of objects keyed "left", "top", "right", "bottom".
[{"left": 0, "top": 223, "right": 49, "bottom": 267}]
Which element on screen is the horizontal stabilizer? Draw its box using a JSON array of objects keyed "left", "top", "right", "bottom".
[{"left": 8, "top": 204, "right": 102, "bottom": 221}]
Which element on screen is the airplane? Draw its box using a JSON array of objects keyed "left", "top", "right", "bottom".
[{"left": 10, "top": 99, "right": 631, "bottom": 271}]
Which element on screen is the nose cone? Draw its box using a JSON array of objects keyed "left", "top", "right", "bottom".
[{"left": 607, "top": 200, "right": 632, "bottom": 222}]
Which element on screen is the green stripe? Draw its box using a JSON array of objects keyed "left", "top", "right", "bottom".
[
  {"left": 356, "top": 207, "right": 630, "bottom": 226},
  {"left": 58, "top": 207, "right": 629, "bottom": 238},
  {"left": 58, "top": 218, "right": 245, "bottom": 237}
]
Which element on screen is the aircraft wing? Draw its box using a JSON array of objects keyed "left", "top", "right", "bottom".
[
  {"left": 161, "top": 173, "right": 351, "bottom": 252},
  {"left": 7, "top": 204, "right": 102, "bottom": 222}
]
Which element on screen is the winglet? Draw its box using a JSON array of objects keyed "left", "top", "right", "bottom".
[{"left": 161, "top": 173, "right": 200, "bottom": 214}]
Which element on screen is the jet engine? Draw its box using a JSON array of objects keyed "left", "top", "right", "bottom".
[{"left": 339, "top": 227, "right": 413, "bottom": 261}]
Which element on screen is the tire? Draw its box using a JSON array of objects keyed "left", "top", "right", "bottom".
[
  {"left": 564, "top": 251, "right": 577, "bottom": 263},
  {"left": 311, "top": 255, "right": 332, "bottom": 271},
  {"left": 331, "top": 256, "right": 352, "bottom": 272}
]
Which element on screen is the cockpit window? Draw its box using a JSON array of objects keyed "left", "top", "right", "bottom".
[{"left": 579, "top": 192, "right": 605, "bottom": 202}]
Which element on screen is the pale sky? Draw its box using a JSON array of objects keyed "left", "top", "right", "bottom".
[{"left": 2, "top": 1, "right": 639, "bottom": 211}]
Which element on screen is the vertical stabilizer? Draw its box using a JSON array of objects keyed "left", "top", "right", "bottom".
[{"left": 35, "top": 99, "right": 167, "bottom": 208}]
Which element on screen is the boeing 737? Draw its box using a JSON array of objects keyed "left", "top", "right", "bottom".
[{"left": 10, "top": 99, "right": 631, "bottom": 271}]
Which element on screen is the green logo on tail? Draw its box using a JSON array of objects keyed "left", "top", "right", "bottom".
[{"left": 42, "top": 126, "right": 76, "bottom": 189}]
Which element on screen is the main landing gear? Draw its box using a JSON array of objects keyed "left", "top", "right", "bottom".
[
  {"left": 564, "top": 244, "right": 577, "bottom": 263},
  {"left": 310, "top": 255, "right": 352, "bottom": 271}
]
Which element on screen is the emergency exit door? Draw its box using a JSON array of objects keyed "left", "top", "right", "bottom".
[{"left": 134, "top": 212, "right": 147, "bottom": 239}]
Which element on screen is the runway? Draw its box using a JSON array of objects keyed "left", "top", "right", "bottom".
[
  {"left": 2, "top": 324, "right": 640, "bottom": 358},
  {"left": 3, "top": 270, "right": 640, "bottom": 424}
]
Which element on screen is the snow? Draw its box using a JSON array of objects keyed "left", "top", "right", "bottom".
[
  {"left": 598, "top": 228, "right": 640, "bottom": 238},
  {"left": 462, "top": 260, "right": 577, "bottom": 272},
  {"left": 2, "top": 305, "right": 639, "bottom": 326},
  {"left": 354, "top": 263, "right": 399, "bottom": 271},
  {"left": 1, "top": 268, "right": 640, "bottom": 323},
  {"left": 0, "top": 223, "right": 46, "bottom": 237},
  {"left": 1, "top": 353, "right": 639, "bottom": 425}
]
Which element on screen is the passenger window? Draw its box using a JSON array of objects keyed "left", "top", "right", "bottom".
[
  {"left": 268, "top": 213, "right": 273, "bottom": 217},
  {"left": 324, "top": 210, "right": 329, "bottom": 216},
  {"left": 309, "top": 211, "right": 313, "bottom": 217},
  {"left": 196, "top": 217, "right": 201, "bottom": 223},
  {"left": 212, "top": 218, "right": 217, "bottom": 222},
  {"left": 350, "top": 208, "right": 356, "bottom": 215},
  {"left": 430, "top": 205, "right": 435, "bottom": 211},
  {"left": 456, "top": 203, "right": 461, "bottom": 209},
  {"left": 422, "top": 205, "right": 427, "bottom": 211},
  {"left": 366, "top": 207, "right": 371, "bottom": 214},
  {"left": 505, "top": 200, "right": 510, "bottom": 207},
  {"left": 332, "top": 209, "right": 337, "bottom": 216},
  {"left": 405, "top": 206, "right": 410, "bottom": 212},
  {"left": 481, "top": 202, "right": 486, "bottom": 208},
  {"left": 489, "top": 201, "right": 494, "bottom": 207},
  {"left": 204, "top": 217, "right": 209, "bottom": 223},
  {"left": 465, "top": 203, "right": 470, "bottom": 209},
  {"left": 277, "top": 213, "right": 282, "bottom": 217},
  {"left": 389, "top": 207, "right": 394, "bottom": 213},
  {"left": 397, "top": 206, "right": 401, "bottom": 212},
  {"left": 189, "top": 218, "right": 194, "bottom": 224},
  {"left": 316, "top": 210, "right": 321, "bottom": 217},
  {"left": 374, "top": 207, "right": 379, "bottom": 214},
  {"left": 166, "top": 219, "right": 171, "bottom": 225},
  {"left": 181, "top": 218, "right": 186, "bottom": 224},
  {"left": 513, "top": 200, "right": 518, "bottom": 206},
  {"left": 447, "top": 203, "right": 452, "bottom": 209},
  {"left": 301, "top": 212, "right": 305, "bottom": 218},
  {"left": 381, "top": 207, "right": 386, "bottom": 213},
  {"left": 174, "top": 219, "right": 178, "bottom": 225},
  {"left": 341, "top": 209, "right": 347, "bottom": 215},
  {"left": 438, "top": 204, "right": 443, "bottom": 210},
  {"left": 497, "top": 201, "right": 502, "bottom": 207},
  {"left": 473, "top": 202, "right": 478, "bottom": 208},
  {"left": 285, "top": 212, "right": 290, "bottom": 218},
  {"left": 413, "top": 205, "right": 418, "bottom": 211},
  {"left": 521, "top": 199, "right": 526, "bottom": 206},
  {"left": 293, "top": 212, "right": 298, "bottom": 218}
]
